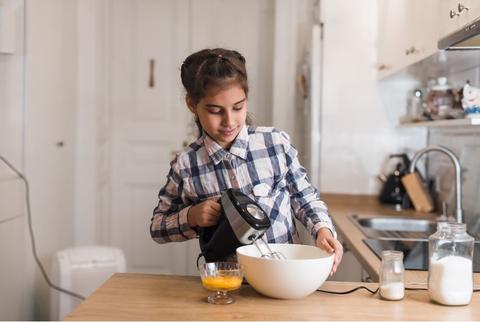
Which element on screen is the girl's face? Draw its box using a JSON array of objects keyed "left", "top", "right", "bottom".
[{"left": 188, "top": 84, "right": 247, "bottom": 149}]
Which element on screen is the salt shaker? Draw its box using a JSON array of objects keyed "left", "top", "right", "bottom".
[
  {"left": 428, "top": 222, "right": 474, "bottom": 306},
  {"left": 379, "top": 250, "right": 404, "bottom": 300}
]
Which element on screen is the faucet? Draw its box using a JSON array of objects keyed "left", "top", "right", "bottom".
[{"left": 409, "top": 145, "right": 463, "bottom": 223}]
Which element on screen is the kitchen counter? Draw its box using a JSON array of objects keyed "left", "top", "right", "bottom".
[
  {"left": 65, "top": 273, "right": 480, "bottom": 321},
  {"left": 321, "top": 193, "right": 480, "bottom": 285}
]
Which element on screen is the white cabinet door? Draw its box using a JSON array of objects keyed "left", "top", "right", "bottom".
[
  {"left": 377, "top": 0, "right": 439, "bottom": 79},
  {"left": 377, "top": 0, "right": 410, "bottom": 78},
  {"left": 438, "top": 0, "right": 480, "bottom": 39},
  {"left": 109, "top": 0, "right": 198, "bottom": 276},
  {"left": 406, "top": 0, "right": 439, "bottom": 61}
]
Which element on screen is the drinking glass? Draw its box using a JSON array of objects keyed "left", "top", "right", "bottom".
[{"left": 200, "top": 262, "right": 244, "bottom": 304}]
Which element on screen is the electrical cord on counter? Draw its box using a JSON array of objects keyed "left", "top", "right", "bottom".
[
  {"left": 317, "top": 286, "right": 379, "bottom": 295},
  {"left": 0, "top": 155, "right": 86, "bottom": 301},
  {"left": 318, "top": 285, "right": 480, "bottom": 295}
]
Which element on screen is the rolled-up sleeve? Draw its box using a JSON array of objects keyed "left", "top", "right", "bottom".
[
  {"left": 150, "top": 158, "right": 198, "bottom": 243},
  {"left": 280, "top": 131, "right": 337, "bottom": 240}
]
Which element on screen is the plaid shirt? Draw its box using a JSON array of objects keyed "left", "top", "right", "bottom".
[{"left": 150, "top": 125, "right": 336, "bottom": 244}]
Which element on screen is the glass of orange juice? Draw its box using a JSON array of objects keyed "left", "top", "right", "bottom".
[{"left": 200, "top": 262, "right": 244, "bottom": 304}]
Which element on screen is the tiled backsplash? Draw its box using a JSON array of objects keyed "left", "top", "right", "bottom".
[
  {"left": 408, "top": 53, "right": 480, "bottom": 239},
  {"left": 427, "top": 127, "right": 480, "bottom": 239}
]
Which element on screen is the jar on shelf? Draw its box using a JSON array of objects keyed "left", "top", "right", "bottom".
[
  {"left": 379, "top": 250, "right": 404, "bottom": 301},
  {"left": 424, "top": 77, "right": 455, "bottom": 120},
  {"left": 407, "top": 89, "right": 425, "bottom": 122},
  {"left": 428, "top": 222, "right": 474, "bottom": 306}
]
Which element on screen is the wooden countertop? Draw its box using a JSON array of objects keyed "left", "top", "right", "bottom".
[
  {"left": 65, "top": 273, "right": 480, "bottom": 321},
  {"left": 321, "top": 193, "right": 480, "bottom": 285}
]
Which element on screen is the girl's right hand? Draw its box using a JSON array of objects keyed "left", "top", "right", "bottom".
[{"left": 187, "top": 199, "right": 221, "bottom": 227}]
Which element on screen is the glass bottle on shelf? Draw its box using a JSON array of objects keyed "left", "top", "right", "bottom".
[
  {"left": 423, "top": 77, "right": 455, "bottom": 120},
  {"left": 379, "top": 250, "right": 404, "bottom": 301},
  {"left": 428, "top": 222, "right": 474, "bottom": 306}
]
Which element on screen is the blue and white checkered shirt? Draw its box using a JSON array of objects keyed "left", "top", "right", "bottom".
[{"left": 150, "top": 125, "right": 336, "bottom": 244}]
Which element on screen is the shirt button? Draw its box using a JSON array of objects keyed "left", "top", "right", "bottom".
[{"left": 225, "top": 154, "right": 233, "bottom": 160}]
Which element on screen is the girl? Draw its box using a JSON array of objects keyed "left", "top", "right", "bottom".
[{"left": 150, "top": 48, "right": 343, "bottom": 274}]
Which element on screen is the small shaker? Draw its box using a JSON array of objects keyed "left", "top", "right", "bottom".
[{"left": 379, "top": 250, "right": 404, "bottom": 300}]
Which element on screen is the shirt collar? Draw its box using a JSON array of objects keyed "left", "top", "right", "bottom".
[{"left": 204, "top": 125, "right": 249, "bottom": 164}]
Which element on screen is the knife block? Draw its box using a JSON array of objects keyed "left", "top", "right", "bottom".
[{"left": 401, "top": 172, "right": 434, "bottom": 212}]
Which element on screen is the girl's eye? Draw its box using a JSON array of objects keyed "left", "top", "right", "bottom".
[
  {"left": 207, "top": 108, "right": 222, "bottom": 114},
  {"left": 233, "top": 104, "right": 244, "bottom": 111}
]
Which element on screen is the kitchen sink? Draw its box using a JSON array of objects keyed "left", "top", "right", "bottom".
[
  {"left": 350, "top": 214, "right": 480, "bottom": 272},
  {"left": 349, "top": 214, "right": 437, "bottom": 240}
]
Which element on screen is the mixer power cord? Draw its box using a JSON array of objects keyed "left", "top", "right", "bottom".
[
  {"left": 316, "top": 286, "right": 429, "bottom": 295},
  {"left": 318, "top": 286, "right": 480, "bottom": 295},
  {"left": 0, "top": 155, "right": 85, "bottom": 301}
]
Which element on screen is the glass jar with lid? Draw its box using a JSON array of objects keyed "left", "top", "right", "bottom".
[
  {"left": 379, "top": 250, "right": 404, "bottom": 300},
  {"left": 424, "top": 77, "right": 455, "bottom": 120},
  {"left": 428, "top": 222, "right": 474, "bottom": 306}
]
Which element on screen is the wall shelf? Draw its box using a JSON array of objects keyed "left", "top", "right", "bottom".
[{"left": 399, "top": 118, "right": 480, "bottom": 128}]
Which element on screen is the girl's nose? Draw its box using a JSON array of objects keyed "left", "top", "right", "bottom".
[{"left": 222, "top": 111, "right": 233, "bottom": 126}]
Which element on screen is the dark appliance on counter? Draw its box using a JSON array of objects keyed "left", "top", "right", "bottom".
[
  {"left": 363, "top": 238, "right": 480, "bottom": 272},
  {"left": 378, "top": 153, "right": 412, "bottom": 208}
]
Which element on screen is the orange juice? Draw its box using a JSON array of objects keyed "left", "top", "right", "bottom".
[{"left": 201, "top": 275, "right": 242, "bottom": 291}]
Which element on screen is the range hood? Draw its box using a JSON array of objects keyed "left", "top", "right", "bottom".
[{"left": 438, "top": 18, "right": 480, "bottom": 50}]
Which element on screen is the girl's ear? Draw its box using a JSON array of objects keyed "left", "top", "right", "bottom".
[{"left": 186, "top": 96, "right": 196, "bottom": 114}]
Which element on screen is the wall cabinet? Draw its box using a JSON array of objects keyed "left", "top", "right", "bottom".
[
  {"left": 377, "top": 0, "right": 480, "bottom": 79},
  {"left": 438, "top": 0, "right": 480, "bottom": 39},
  {"left": 377, "top": 0, "right": 438, "bottom": 79}
]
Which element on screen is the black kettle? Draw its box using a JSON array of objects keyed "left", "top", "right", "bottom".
[{"left": 378, "top": 153, "right": 411, "bottom": 208}]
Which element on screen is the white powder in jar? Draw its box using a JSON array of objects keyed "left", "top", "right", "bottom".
[
  {"left": 380, "top": 282, "right": 404, "bottom": 300},
  {"left": 428, "top": 255, "right": 473, "bottom": 305}
]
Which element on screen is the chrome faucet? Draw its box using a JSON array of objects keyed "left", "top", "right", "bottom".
[{"left": 409, "top": 145, "right": 463, "bottom": 223}]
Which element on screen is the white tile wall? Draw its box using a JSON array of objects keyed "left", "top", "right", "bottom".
[
  {"left": 417, "top": 63, "right": 480, "bottom": 239},
  {"left": 320, "top": 0, "right": 427, "bottom": 195},
  {"left": 428, "top": 127, "right": 480, "bottom": 239}
]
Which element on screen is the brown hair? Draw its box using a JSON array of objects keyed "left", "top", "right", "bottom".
[{"left": 180, "top": 48, "right": 252, "bottom": 136}]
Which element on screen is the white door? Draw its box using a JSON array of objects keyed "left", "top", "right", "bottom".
[
  {"left": 109, "top": 0, "right": 199, "bottom": 275},
  {"left": 109, "top": 0, "right": 275, "bottom": 276}
]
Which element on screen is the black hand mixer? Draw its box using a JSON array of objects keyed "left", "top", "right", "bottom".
[{"left": 197, "top": 189, "right": 286, "bottom": 263}]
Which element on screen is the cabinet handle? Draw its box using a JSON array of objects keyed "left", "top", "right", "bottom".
[
  {"left": 405, "top": 46, "right": 412, "bottom": 55},
  {"left": 378, "top": 64, "right": 389, "bottom": 71},
  {"left": 148, "top": 59, "right": 155, "bottom": 88},
  {"left": 458, "top": 3, "right": 469, "bottom": 13},
  {"left": 405, "top": 46, "right": 420, "bottom": 55},
  {"left": 450, "top": 10, "right": 460, "bottom": 18}
]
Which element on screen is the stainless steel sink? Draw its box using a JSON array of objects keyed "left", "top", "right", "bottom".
[{"left": 349, "top": 214, "right": 437, "bottom": 240}]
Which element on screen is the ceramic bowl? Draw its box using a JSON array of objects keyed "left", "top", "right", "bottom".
[{"left": 236, "top": 243, "right": 334, "bottom": 299}]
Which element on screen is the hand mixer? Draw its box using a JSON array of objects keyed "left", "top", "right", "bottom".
[{"left": 198, "top": 189, "right": 286, "bottom": 263}]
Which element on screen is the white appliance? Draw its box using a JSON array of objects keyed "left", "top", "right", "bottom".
[{"left": 50, "top": 246, "right": 126, "bottom": 320}]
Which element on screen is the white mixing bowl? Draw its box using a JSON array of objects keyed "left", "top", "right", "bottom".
[{"left": 236, "top": 243, "right": 334, "bottom": 299}]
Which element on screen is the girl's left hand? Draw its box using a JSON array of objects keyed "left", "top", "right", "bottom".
[{"left": 315, "top": 228, "right": 343, "bottom": 276}]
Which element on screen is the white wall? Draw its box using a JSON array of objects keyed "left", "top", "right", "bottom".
[
  {"left": 0, "top": 1, "right": 32, "bottom": 319},
  {"left": 320, "top": 0, "right": 426, "bottom": 195},
  {"left": 272, "top": 0, "right": 315, "bottom": 153},
  {"left": 25, "top": 0, "right": 78, "bottom": 319}
]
